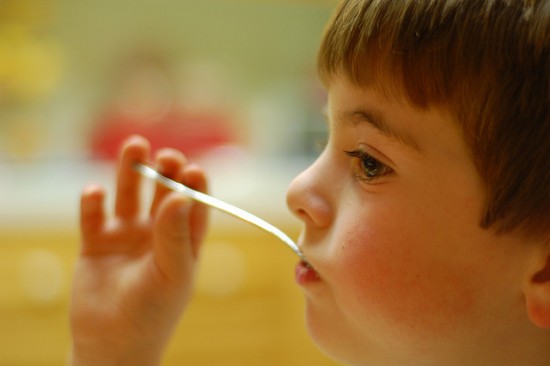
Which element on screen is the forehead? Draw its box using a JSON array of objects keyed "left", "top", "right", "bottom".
[
  {"left": 333, "top": 107, "right": 422, "bottom": 152},
  {"left": 325, "top": 76, "right": 468, "bottom": 160}
]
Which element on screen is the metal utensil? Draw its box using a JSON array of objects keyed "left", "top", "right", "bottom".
[{"left": 134, "top": 163, "right": 306, "bottom": 262}]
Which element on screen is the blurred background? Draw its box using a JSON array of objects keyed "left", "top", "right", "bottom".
[{"left": 0, "top": 0, "right": 339, "bottom": 365}]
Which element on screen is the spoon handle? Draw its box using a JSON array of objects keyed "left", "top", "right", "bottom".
[{"left": 134, "top": 163, "right": 306, "bottom": 261}]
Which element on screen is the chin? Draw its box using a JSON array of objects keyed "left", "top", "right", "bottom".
[{"left": 304, "top": 300, "right": 367, "bottom": 366}]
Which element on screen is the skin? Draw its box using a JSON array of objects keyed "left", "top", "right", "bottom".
[
  {"left": 70, "top": 135, "right": 208, "bottom": 366},
  {"left": 286, "top": 76, "right": 550, "bottom": 365}
]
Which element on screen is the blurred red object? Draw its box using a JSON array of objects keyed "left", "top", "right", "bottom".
[{"left": 89, "top": 107, "right": 234, "bottom": 160}]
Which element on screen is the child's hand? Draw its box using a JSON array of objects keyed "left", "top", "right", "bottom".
[{"left": 70, "top": 136, "right": 208, "bottom": 366}]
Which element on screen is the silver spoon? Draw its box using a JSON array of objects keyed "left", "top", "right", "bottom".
[{"left": 134, "top": 163, "right": 306, "bottom": 262}]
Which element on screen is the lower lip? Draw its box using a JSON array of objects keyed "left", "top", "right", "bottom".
[{"left": 295, "top": 261, "right": 321, "bottom": 285}]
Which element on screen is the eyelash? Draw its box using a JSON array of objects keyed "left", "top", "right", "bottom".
[{"left": 344, "top": 149, "right": 393, "bottom": 183}]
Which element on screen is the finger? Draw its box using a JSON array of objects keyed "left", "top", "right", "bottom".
[
  {"left": 80, "top": 184, "right": 106, "bottom": 243},
  {"left": 150, "top": 148, "right": 187, "bottom": 216},
  {"left": 181, "top": 163, "right": 209, "bottom": 252},
  {"left": 153, "top": 193, "right": 195, "bottom": 281},
  {"left": 114, "top": 135, "right": 151, "bottom": 220}
]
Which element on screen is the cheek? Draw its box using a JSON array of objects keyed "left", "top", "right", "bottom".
[{"left": 333, "top": 216, "right": 481, "bottom": 341}]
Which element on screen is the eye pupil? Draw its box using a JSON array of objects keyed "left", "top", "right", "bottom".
[
  {"left": 344, "top": 149, "right": 391, "bottom": 182},
  {"left": 362, "top": 156, "right": 380, "bottom": 177}
]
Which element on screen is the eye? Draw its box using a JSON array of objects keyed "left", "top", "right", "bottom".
[{"left": 344, "top": 149, "right": 393, "bottom": 182}]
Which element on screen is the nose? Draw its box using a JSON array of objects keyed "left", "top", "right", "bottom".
[{"left": 286, "top": 157, "right": 332, "bottom": 229}]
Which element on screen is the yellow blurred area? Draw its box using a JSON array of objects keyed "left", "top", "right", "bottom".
[
  {"left": 0, "top": 0, "right": 60, "bottom": 103},
  {"left": 0, "top": 0, "right": 54, "bottom": 25},
  {"left": 0, "top": 23, "right": 62, "bottom": 103}
]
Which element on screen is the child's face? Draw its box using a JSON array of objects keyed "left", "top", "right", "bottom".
[{"left": 287, "top": 76, "right": 535, "bottom": 365}]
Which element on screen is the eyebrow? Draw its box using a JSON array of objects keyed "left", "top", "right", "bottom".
[{"left": 336, "top": 109, "right": 421, "bottom": 151}]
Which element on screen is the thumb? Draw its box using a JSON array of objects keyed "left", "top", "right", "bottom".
[{"left": 153, "top": 192, "right": 197, "bottom": 282}]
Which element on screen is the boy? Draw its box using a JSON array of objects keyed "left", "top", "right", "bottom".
[{"left": 70, "top": 1, "right": 550, "bottom": 365}]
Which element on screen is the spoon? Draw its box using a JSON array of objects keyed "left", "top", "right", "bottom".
[{"left": 134, "top": 163, "right": 306, "bottom": 262}]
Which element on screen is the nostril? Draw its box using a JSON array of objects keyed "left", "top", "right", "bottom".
[
  {"left": 290, "top": 194, "right": 332, "bottom": 229},
  {"left": 293, "top": 208, "right": 308, "bottom": 220}
]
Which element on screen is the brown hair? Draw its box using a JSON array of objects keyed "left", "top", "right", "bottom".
[{"left": 317, "top": 0, "right": 550, "bottom": 240}]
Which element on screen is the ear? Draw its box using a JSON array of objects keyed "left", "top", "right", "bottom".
[{"left": 525, "top": 249, "right": 550, "bottom": 328}]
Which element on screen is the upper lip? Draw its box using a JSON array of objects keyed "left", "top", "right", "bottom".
[
  {"left": 296, "top": 235, "right": 319, "bottom": 270},
  {"left": 298, "top": 248, "right": 316, "bottom": 270}
]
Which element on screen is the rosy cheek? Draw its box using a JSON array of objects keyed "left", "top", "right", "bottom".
[{"left": 336, "top": 225, "right": 477, "bottom": 341}]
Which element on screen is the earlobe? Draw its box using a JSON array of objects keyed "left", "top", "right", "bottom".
[{"left": 525, "top": 254, "right": 550, "bottom": 328}]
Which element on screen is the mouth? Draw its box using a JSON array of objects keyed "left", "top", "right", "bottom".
[
  {"left": 302, "top": 259, "right": 314, "bottom": 270},
  {"left": 295, "top": 259, "right": 321, "bottom": 285}
]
